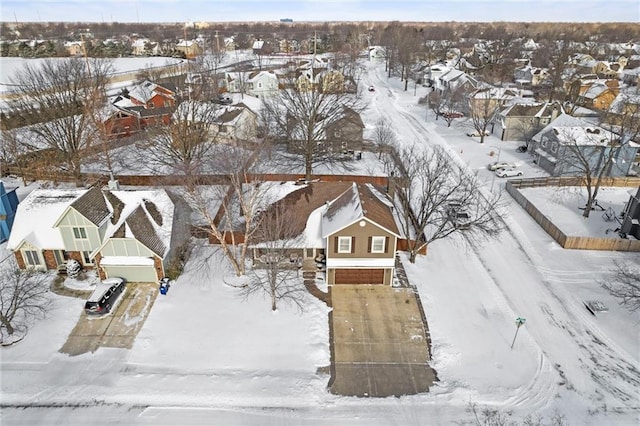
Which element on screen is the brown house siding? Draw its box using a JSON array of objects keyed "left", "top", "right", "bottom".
[
  {"left": 14, "top": 251, "right": 25, "bottom": 269},
  {"left": 327, "top": 220, "right": 396, "bottom": 259},
  {"left": 42, "top": 250, "right": 59, "bottom": 270},
  {"left": 154, "top": 256, "right": 165, "bottom": 280}
]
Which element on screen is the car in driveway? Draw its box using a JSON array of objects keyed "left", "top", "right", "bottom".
[
  {"left": 368, "top": 85, "right": 375, "bottom": 92},
  {"left": 495, "top": 167, "right": 523, "bottom": 178},
  {"left": 487, "top": 161, "right": 517, "bottom": 171},
  {"left": 84, "top": 278, "right": 126, "bottom": 315}
]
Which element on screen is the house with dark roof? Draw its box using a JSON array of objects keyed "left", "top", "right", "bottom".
[
  {"left": 7, "top": 187, "right": 180, "bottom": 283},
  {"left": 530, "top": 113, "right": 639, "bottom": 177},
  {"left": 252, "top": 182, "right": 401, "bottom": 285},
  {"left": 493, "top": 101, "right": 563, "bottom": 141}
]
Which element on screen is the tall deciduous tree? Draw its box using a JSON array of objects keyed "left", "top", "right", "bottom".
[
  {"left": 469, "top": 88, "right": 501, "bottom": 144},
  {"left": 9, "top": 58, "right": 113, "bottom": 183},
  {"left": 0, "top": 260, "right": 51, "bottom": 343},
  {"left": 387, "top": 144, "right": 503, "bottom": 263},
  {"left": 557, "top": 107, "right": 640, "bottom": 218},
  {"left": 186, "top": 144, "right": 268, "bottom": 277},
  {"left": 138, "top": 100, "right": 221, "bottom": 176},
  {"left": 262, "top": 77, "right": 365, "bottom": 180},
  {"left": 241, "top": 203, "right": 308, "bottom": 312}
]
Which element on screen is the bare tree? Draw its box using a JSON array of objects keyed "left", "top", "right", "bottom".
[
  {"left": 557, "top": 108, "right": 640, "bottom": 218},
  {"left": 9, "top": 58, "right": 113, "bottom": 183},
  {"left": 0, "top": 259, "right": 51, "bottom": 343},
  {"left": 241, "top": 204, "right": 308, "bottom": 311},
  {"left": 372, "top": 117, "right": 397, "bottom": 161},
  {"left": 425, "top": 86, "right": 466, "bottom": 127},
  {"left": 388, "top": 144, "right": 503, "bottom": 263},
  {"left": 513, "top": 119, "right": 541, "bottom": 150},
  {"left": 601, "top": 260, "right": 640, "bottom": 312},
  {"left": 469, "top": 89, "right": 501, "bottom": 144},
  {"left": 186, "top": 144, "right": 268, "bottom": 277},
  {"left": 262, "top": 78, "right": 365, "bottom": 180},
  {"left": 138, "top": 100, "right": 221, "bottom": 176}
]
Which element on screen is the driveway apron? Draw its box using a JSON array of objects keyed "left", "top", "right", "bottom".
[{"left": 329, "top": 285, "right": 437, "bottom": 397}]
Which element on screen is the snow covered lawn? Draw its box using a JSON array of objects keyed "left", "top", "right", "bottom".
[{"left": 519, "top": 186, "right": 635, "bottom": 237}]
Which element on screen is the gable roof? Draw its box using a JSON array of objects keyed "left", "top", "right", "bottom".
[
  {"left": 98, "top": 189, "right": 174, "bottom": 258},
  {"left": 69, "top": 186, "right": 110, "bottom": 226},
  {"left": 321, "top": 183, "right": 399, "bottom": 238},
  {"left": 7, "top": 189, "right": 87, "bottom": 250}
]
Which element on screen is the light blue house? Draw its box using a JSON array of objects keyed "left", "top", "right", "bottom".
[{"left": 0, "top": 181, "right": 19, "bottom": 243}]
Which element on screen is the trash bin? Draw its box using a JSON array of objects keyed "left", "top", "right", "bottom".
[{"left": 159, "top": 277, "right": 171, "bottom": 295}]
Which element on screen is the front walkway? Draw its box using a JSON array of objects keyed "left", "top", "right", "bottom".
[{"left": 329, "top": 285, "right": 437, "bottom": 397}]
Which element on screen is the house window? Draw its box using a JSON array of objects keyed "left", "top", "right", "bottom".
[
  {"left": 219, "top": 125, "right": 228, "bottom": 133},
  {"left": 371, "top": 236, "right": 386, "bottom": 253},
  {"left": 82, "top": 251, "right": 93, "bottom": 266},
  {"left": 73, "top": 227, "right": 87, "bottom": 239},
  {"left": 551, "top": 142, "right": 559, "bottom": 154},
  {"left": 337, "top": 236, "right": 352, "bottom": 253},
  {"left": 23, "top": 250, "right": 41, "bottom": 266},
  {"left": 53, "top": 250, "right": 66, "bottom": 266},
  {"left": 541, "top": 139, "right": 548, "bottom": 149}
]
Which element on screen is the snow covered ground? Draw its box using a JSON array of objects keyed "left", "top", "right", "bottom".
[{"left": 1, "top": 59, "right": 639, "bottom": 425}]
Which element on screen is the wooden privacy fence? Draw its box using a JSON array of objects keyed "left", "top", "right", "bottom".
[{"left": 506, "top": 178, "right": 640, "bottom": 252}]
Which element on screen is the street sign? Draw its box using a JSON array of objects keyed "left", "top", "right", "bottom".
[{"left": 515, "top": 317, "right": 526, "bottom": 327}]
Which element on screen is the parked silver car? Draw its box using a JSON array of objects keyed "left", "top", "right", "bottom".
[
  {"left": 487, "top": 161, "right": 516, "bottom": 171},
  {"left": 495, "top": 168, "right": 523, "bottom": 178}
]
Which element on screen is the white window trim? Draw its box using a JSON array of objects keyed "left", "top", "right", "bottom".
[
  {"left": 371, "top": 236, "right": 386, "bottom": 253},
  {"left": 337, "top": 236, "right": 352, "bottom": 253},
  {"left": 82, "top": 251, "right": 93, "bottom": 266},
  {"left": 22, "top": 249, "right": 42, "bottom": 267},
  {"left": 73, "top": 227, "right": 87, "bottom": 239}
]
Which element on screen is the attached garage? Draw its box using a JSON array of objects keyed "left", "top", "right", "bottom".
[
  {"left": 334, "top": 268, "right": 385, "bottom": 285},
  {"left": 102, "top": 265, "right": 158, "bottom": 283}
]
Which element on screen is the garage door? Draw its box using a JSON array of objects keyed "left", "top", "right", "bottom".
[
  {"left": 334, "top": 268, "right": 385, "bottom": 285},
  {"left": 103, "top": 265, "right": 158, "bottom": 283}
]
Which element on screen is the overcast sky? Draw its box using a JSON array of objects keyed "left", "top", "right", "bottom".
[{"left": 2, "top": 0, "right": 639, "bottom": 23}]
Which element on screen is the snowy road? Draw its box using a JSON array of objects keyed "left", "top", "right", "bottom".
[{"left": 361, "top": 61, "right": 640, "bottom": 417}]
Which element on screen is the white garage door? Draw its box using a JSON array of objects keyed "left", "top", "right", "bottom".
[{"left": 103, "top": 265, "right": 158, "bottom": 283}]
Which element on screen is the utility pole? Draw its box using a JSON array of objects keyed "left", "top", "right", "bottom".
[{"left": 215, "top": 30, "right": 220, "bottom": 53}]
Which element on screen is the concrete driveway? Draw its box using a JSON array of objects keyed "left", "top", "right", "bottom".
[
  {"left": 60, "top": 283, "right": 158, "bottom": 356},
  {"left": 329, "top": 285, "right": 437, "bottom": 397}
]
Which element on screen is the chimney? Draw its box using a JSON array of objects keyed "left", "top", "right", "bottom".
[
  {"left": 108, "top": 170, "right": 120, "bottom": 190},
  {"left": 387, "top": 172, "right": 396, "bottom": 199}
]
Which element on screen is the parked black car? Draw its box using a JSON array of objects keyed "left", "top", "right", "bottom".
[
  {"left": 84, "top": 278, "right": 126, "bottom": 315},
  {"left": 517, "top": 145, "right": 528, "bottom": 153}
]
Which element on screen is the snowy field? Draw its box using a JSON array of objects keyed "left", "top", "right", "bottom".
[{"left": 1, "top": 59, "right": 639, "bottom": 425}]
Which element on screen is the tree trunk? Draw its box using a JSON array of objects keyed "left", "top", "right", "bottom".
[
  {"left": 0, "top": 315, "right": 15, "bottom": 336},
  {"left": 270, "top": 278, "right": 277, "bottom": 311}
]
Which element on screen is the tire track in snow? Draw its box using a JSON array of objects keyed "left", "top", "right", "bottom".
[
  {"left": 367, "top": 72, "right": 639, "bottom": 411},
  {"left": 367, "top": 82, "right": 559, "bottom": 411}
]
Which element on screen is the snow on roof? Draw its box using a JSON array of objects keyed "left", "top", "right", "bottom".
[
  {"left": 100, "top": 189, "right": 174, "bottom": 258},
  {"left": 533, "top": 113, "right": 616, "bottom": 146},
  {"left": 7, "top": 188, "right": 87, "bottom": 250}
]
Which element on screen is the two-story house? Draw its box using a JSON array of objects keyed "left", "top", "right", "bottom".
[
  {"left": 531, "top": 113, "right": 639, "bottom": 177},
  {"left": 322, "top": 183, "right": 400, "bottom": 285},
  {"left": 493, "top": 101, "right": 563, "bottom": 141},
  {"left": 287, "top": 106, "right": 364, "bottom": 153},
  {"left": 7, "top": 187, "right": 179, "bottom": 283},
  {"left": 251, "top": 182, "right": 401, "bottom": 286}
]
